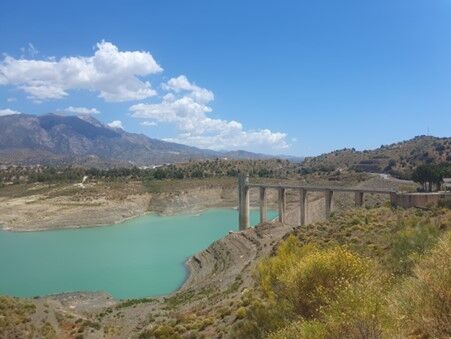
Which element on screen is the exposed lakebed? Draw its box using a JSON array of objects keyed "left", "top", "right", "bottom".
[{"left": 0, "top": 208, "right": 277, "bottom": 299}]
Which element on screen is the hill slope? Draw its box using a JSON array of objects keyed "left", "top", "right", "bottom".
[
  {"left": 302, "top": 135, "right": 451, "bottom": 177},
  {"left": 0, "top": 114, "right": 279, "bottom": 167}
]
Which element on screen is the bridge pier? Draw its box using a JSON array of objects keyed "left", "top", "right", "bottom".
[
  {"left": 354, "top": 191, "right": 364, "bottom": 207},
  {"left": 390, "top": 192, "right": 398, "bottom": 207},
  {"left": 278, "top": 187, "right": 286, "bottom": 223},
  {"left": 238, "top": 174, "right": 250, "bottom": 230},
  {"left": 259, "top": 186, "right": 267, "bottom": 223},
  {"left": 238, "top": 176, "right": 396, "bottom": 229},
  {"left": 325, "top": 190, "right": 333, "bottom": 218},
  {"left": 299, "top": 188, "right": 306, "bottom": 226}
]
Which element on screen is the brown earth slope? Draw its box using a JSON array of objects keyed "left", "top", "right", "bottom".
[{"left": 302, "top": 135, "right": 451, "bottom": 177}]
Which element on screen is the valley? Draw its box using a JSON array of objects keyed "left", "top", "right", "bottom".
[{"left": 0, "top": 170, "right": 431, "bottom": 338}]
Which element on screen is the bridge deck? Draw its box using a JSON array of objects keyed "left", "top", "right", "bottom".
[
  {"left": 246, "top": 183, "right": 395, "bottom": 194},
  {"left": 239, "top": 175, "right": 399, "bottom": 230}
]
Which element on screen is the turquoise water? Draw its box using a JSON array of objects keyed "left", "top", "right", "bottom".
[{"left": 0, "top": 208, "right": 277, "bottom": 299}]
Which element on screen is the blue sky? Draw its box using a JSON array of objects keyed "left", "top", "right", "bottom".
[{"left": 0, "top": 0, "right": 450, "bottom": 156}]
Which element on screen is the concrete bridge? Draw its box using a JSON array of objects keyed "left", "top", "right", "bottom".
[{"left": 238, "top": 174, "right": 398, "bottom": 230}]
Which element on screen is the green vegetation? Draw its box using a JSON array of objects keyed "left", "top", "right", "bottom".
[
  {"left": 411, "top": 163, "right": 451, "bottom": 191},
  {"left": 2, "top": 136, "right": 449, "bottom": 188},
  {"left": 302, "top": 135, "right": 451, "bottom": 179},
  {"left": 389, "top": 232, "right": 451, "bottom": 338},
  {"left": 231, "top": 206, "right": 451, "bottom": 338},
  {"left": 116, "top": 297, "right": 155, "bottom": 309},
  {"left": 0, "top": 158, "right": 300, "bottom": 185}
]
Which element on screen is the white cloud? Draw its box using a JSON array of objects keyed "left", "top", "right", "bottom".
[
  {"left": 163, "top": 75, "right": 214, "bottom": 104},
  {"left": 130, "top": 75, "right": 288, "bottom": 150},
  {"left": 0, "top": 41, "right": 163, "bottom": 102},
  {"left": 0, "top": 43, "right": 289, "bottom": 151},
  {"left": 140, "top": 121, "right": 157, "bottom": 127},
  {"left": 107, "top": 120, "right": 123, "bottom": 129},
  {"left": 6, "top": 97, "right": 16, "bottom": 102},
  {"left": 0, "top": 108, "right": 21, "bottom": 116},
  {"left": 64, "top": 106, "right": 100, "bottom": 114}
]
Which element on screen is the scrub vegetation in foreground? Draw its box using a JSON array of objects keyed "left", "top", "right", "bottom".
[{"left": 231, "top": 206, "right": 451, "bottom": 338}]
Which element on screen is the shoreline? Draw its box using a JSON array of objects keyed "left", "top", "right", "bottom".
[
  {"left": 0, "top": 182, "right": 278, "bottom": 232},
  {"left": 0, "top": 204, "right": 247, "bottom": 301},
  {"left": 0, "top": 182, "right": 245, "bottom": 232},
  {"left": 0, "top": 205, "right": 277, "bottom": 303},
  {"left": 0, "top": 202, "right": 238, "bottom": 233}
]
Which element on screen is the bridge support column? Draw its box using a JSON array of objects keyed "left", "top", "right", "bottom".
[
  {"left": 354, "top": 191, "right": 364, "bottom": 207},
  {"left": 259, "top": 186, "right": 267, "bottom": 224},
  {"left": 299, "top": 189, "right": 306, "bottom": 226},
  {"left": 325, "top": 190, "right": 333, "bottom": 218},
  {"left": 390, "top": 192, "right": 398, "bottom": 207},
  {"left": 238, "top": 174, "right": 250, "bottom": 230},
  {"left": 278, "top": 187, "right": 286, "bottom": 223}
]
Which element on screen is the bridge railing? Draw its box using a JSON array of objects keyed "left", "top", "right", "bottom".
[{"left": 238, "top": 174, "right": 398, "bottom": 230}]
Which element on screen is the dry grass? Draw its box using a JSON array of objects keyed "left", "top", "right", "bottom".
[
  {"left": 0, "top": 296, "right": 37, "bottom": 338},
  {"left": 389, "top": 232, "right": 451, "bottom": 338}
]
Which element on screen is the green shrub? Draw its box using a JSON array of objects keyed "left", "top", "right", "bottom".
[
  {"left": 236, "top": 208, "right": 451, "bottom": 339},
  {"left": 236, "top": 306, "right": 247, "bottom": 319},
  {"left": 388, "top": 214, "right": 442, "bottom": 275},
  {"left": 268, "top": 320, "right": 326, "bottom": 339},
  {"left": 139, "top": 324, "right": 181, "bottom": 339}
]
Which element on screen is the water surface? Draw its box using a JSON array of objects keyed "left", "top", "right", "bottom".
[{"left": 0, "top": 208, "right": 276, "bottom": 299}]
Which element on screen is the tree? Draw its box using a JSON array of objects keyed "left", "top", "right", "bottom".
[{"left": 412, "top": 164, "right": 450, "bottom": 191}]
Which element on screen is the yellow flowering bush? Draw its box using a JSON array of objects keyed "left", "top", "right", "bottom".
[{"left": 258, "top": 236, "right": 373, "bottom": 319}]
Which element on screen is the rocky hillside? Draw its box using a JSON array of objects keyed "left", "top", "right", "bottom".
[
  {"left": 302, "top": 135, "right": 451, "bottom": 177},
  {"left": 0, "top": 114, "right": 280, "bottom": 167}
]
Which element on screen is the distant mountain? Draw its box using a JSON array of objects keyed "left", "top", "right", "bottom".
[
  {"left": 0, "top": 114, "right": 291, "bottom": 167},
  {"left": 302, "top": 135, "right": 451, "bottom": 177}
]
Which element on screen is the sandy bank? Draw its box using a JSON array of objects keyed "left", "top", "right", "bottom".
[{"left": 0, "top": 181, "right": 282, "bottom": 232}]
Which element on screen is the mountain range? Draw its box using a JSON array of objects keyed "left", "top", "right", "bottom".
[{"left": 0, "top": 114, "right": 302, "bottom": 167}]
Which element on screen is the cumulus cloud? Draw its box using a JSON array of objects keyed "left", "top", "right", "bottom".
[
  {"left": 130, "top": 75, "right": 288, "bottom": 150},
  {"left": 64, "top": 106, "right": 100, "bottom": 114},
  {"left": 0, "top": 42, "right": 289, "bottom": 151},
  {"left": 0, "top": 41, "right": 163, "bottom": 102},
  {"left": 162, "top": 75, "right": 214, "bottom": 104},
  {"left": 0, "top": 108, "right": 21, "bottom": 116},
  {"left": 107, "top": 120, "right": 123, "bottom": 129}
]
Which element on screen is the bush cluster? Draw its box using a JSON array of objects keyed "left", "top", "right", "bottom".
[{"left": 234, "top": 222, "right": 451, "bottom": 338}]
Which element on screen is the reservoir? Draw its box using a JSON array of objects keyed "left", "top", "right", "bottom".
[{"left": 0, "top": 208, "right": 277, "bottom": 299}]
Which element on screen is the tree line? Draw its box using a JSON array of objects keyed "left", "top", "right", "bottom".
[
  {"left": 411, "top": 163, "right": 451, "bottom": 191},
  {"left": 0, "top": 159, "right": 299, "bottom": 184}
]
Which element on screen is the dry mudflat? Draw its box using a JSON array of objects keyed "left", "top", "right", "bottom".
[
  {"left": 0, "top": 179, "right": 237, "bottom": 231},
  {"left": 0, "top": 176, "right": 288, "bottom": 232}
]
